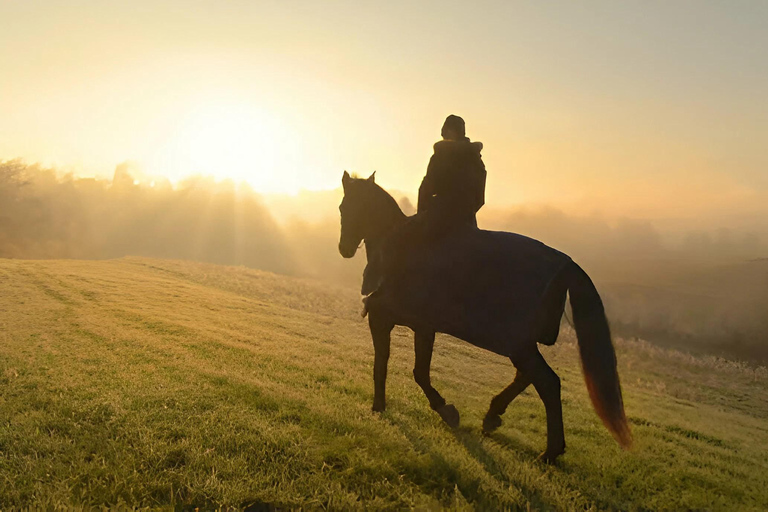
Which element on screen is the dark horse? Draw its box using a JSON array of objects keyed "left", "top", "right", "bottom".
[{"left": 338, "top": 171, "right": 631, "bottom": 462}]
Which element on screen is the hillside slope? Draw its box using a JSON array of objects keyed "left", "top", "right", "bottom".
[{"left": 0, "top": 257, "right": 767, "bottom": 509}]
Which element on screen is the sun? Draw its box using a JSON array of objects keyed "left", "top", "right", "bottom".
[{"left": 147, "top": 101, "right": 302, "bottom": 194}]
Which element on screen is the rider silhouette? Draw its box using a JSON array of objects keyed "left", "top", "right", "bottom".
[
  {"left": 362, "top": 115, "right": 487, "bottom": 299},
  {"left": 418, "top": 115, "right": 487, "bottom": 237}
]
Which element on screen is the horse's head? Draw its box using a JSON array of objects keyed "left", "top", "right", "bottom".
[{"left": 338, "top": 170, "right": 378, "bottom": 258}]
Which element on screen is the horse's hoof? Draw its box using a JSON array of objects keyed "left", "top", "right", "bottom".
[
  {"left": 372, "top": 402, "right": 386, "bottom": 413},
  {"left": 482, "top": 413, "right": 502, "bottom": 434},
  {"left": 536, "top": 445, "right": 565, "bottom": 464},
  {"left": 437, "top": 404, "right": 460, "bottom": 428}
]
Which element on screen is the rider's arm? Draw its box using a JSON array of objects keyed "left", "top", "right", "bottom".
[
  {"left": 418, "top": 154, "right": 438, "bottom": 214},
  {"left": 475, "top": 166, "right": 487, "bottom": 212},
  {"left": 417, "top": 174, "right": 434, "bottom": 214}
]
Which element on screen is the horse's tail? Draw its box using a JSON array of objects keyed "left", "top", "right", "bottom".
[{"left": 567, "top": 261, "right": 632, "bottom": 449}]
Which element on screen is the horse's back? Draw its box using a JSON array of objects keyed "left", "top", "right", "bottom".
[{"left": 383, "top": 227, "right": 572, "bottom": 356}]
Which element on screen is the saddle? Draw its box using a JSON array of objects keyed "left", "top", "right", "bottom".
[{"left": 361, "top": 217, "right": 477, "bottom": 316}]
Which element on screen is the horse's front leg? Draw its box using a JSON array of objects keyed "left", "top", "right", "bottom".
[
  {"left": 368, "top": 311, "right": 394, "bottom": 412},
  {"left": 413, "top": 330, "right": 459, "bottom": 428}
]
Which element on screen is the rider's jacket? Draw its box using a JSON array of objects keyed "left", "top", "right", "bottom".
[{"left": 417, "top": 139, "right": 486, "bottom": 231}]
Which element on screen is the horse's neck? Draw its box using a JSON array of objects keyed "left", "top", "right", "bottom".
[{"left": 365, "top": 193, "right": 407, "bottom": 262}]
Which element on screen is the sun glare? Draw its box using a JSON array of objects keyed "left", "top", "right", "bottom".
[{"left": 147, "top": 102, "right": 303, "bottom": 194}]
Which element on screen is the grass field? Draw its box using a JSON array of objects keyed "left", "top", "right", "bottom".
[{"left": 1, "top": 257, "right": 767, "bottom": 510}]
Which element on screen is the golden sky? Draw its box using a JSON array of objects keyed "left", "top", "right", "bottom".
[{"left": 1, "top": 1, "right": 766, "bottom": 219}]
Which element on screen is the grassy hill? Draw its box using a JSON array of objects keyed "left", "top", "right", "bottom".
[{"left": 1, "top": 257, "right": 767, "bottom": 510}]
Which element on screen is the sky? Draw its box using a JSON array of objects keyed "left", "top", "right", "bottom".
[{"left": 1, "top": 0, "right": 766, "bottom": 220}]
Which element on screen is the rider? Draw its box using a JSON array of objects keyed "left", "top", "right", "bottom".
[
  {"left": 417, "top": 115, "right": 487, "bottom": 238},
  {"left": 361, "top": 115, "right": 487, "bottom": 303}
]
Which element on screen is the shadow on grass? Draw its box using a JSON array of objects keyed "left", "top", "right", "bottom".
[
  {"left": 450, "top": 425, "right": 555, "bottom": 510},
  {"left": 388, "top": 409, "right": 557, "bottom": 510},
  {"left": 480, "top": 429, "right": 540, "bottom": 460},
  {"left": 173, "top": 501, "right": 277, "bottom": 512}
]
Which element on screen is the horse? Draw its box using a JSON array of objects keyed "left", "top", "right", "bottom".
[{"left": 338, "top": 171, "right": 631, "bottom": 462}]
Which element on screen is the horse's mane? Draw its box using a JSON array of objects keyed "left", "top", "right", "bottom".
[
  {"left": 349, "top": 175, "right": 406, "bottom": 218},
  {"left": 371, "top": 182, "right": 406, "bottom": 217}
]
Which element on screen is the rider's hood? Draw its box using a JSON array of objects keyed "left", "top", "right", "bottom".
[{"left": 433, "top": 139, "right": 483, "bottom": 154}]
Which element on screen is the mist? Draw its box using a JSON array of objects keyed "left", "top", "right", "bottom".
[
  {"left": 2, "top": 159, "right": 766, "bottom": 362},
  {"left": 0, "top": 160, "right": 295, "bottom": 274}
]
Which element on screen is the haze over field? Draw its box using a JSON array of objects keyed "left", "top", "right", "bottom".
[{"left": 2, "top": 159, "right": 768, "bottom": 362}]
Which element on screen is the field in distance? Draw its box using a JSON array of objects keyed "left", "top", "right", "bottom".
[{"left": 0, "top": 257, "right": 766, "bottom": 510}]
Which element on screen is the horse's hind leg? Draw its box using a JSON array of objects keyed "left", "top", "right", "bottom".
[
  {"left": 483, "top": 368, "right": 531, "bottom": 434},
  {"left": 413, "top": 330, "right": 459, "bottom": 428},
  {"left": 512, "top": 348, "right": 565, "bottom": 463}
]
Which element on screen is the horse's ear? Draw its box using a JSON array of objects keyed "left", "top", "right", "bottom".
[
  {"left": 342, "top": 170, "right": 351, "bottom": 188},
  {"left": 367, "top": 171, "right": 376, "bottom": 184}
]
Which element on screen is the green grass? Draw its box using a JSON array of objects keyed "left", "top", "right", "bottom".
[{"left": 0, "top": 257, "right": 767, "bottom": 510}]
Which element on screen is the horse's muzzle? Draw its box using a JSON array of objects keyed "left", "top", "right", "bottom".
[{"left": 338, "top": 241, "right": 358, "bottom": 258}]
